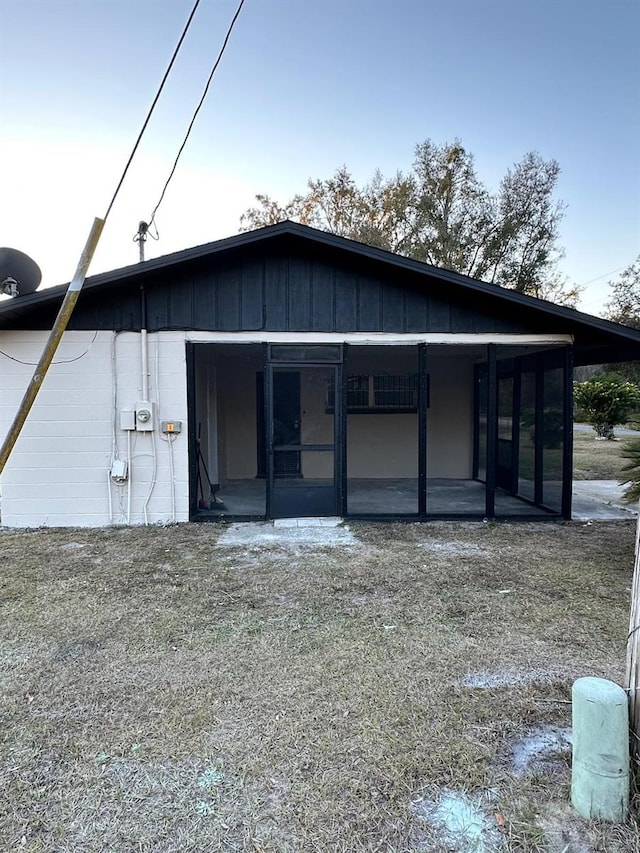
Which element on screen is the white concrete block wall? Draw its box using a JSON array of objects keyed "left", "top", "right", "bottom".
[
  {"left": 0, "top": 330, "right": 189, "bottom": 527},
  {"left": 109, "top": 331, "right": 189, "bottom": 527}
]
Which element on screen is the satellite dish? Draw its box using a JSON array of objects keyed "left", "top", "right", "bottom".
[{"left": 0, "top": 247, "right": 42, "bottom": 297}]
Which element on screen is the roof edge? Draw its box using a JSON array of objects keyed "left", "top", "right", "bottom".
[{"left": 1, "top": 220, "right": 639, "bottom": 345}]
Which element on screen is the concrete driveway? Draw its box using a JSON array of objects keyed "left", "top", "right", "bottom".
[
  {"left": 572, "top": 424, "right": 638, "bottom": 520},
  {"left": 572, "top": 480, "right": 637, "bottom": 521},
  {"left": 574, "top": 423, "right": 640, "bottom": 437}
]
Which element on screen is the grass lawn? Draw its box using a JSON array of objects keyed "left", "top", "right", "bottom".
[
  {"left": 1, "top": 521, "right": 639, "bottom": 851},
  {"left": 573, "top": 429, "right": 639, "bottom": 481},
  {"left": 513, "top": 427, "right": 637, "bottom": 485}
]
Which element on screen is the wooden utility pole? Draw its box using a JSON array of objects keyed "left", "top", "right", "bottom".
[
  {"left": 0, "top": 217, "right": 104, "bottom": 476},
  {"left": 134, "top": 220, "right": 149, "bottom": 262}
]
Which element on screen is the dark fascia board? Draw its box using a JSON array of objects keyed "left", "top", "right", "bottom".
[{"left": 1, "top": 220, "right": 640, "bottom": 347}]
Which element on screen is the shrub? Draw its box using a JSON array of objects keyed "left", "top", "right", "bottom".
[
  {"left": 543, "top": 408, "right": 564, "bottom": 449},
  {"left": 573, "top": 372, "right": 639, "bottom": 440},
  {"left": 621, "top": 438, "right": 640, "bottom": 502}
]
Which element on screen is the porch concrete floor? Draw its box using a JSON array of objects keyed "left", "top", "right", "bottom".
[{"left": 200, "top": 478, "right": 561, "bottom": 518}]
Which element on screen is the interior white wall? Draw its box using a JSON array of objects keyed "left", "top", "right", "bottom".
[
  {"left": 196, "top": 343, "right": 475, "bottom": 482},
  {"left": 214, "top": 347, "right": 262, "bottom": 480},
  {"left": 347, "top": 346, "right": 419, "bottom": 478},
  {"left": 426, "top": 351, "right": 475, "bottom": 478},
  {"left": 346, "top": 346, "right": 476, "bottom": 479},
  {"left": 299, "top": 368, "right": 334, "bottom": 478},
  {"left": 193, "top": 347, "right": 220, "bottom": 485},
  {"left": 0, "top": 330, "right": 189, "bottom": 527},
  {"left": 207, "top": 365, "right": 219, "bottom": 484},
  {"left": 347, "top": 415, "right": 418, "bottom": 478}
]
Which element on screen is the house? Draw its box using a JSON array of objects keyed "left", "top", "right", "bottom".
[{"left": 1, "top": 221, "right": 640, "bottom": 527}]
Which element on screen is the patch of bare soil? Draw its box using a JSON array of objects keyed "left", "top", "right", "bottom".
[{"left": 1, "top": 520, "right": 639, "bottom": 851}]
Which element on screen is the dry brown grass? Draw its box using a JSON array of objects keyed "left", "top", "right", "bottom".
[
  {"left": 1, "top": 520, "right": 640, "bottom": 851},
  {"left": 573, "top": 431, "right": 632, "bottom": 480}
]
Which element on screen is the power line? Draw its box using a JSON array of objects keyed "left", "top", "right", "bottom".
[
  {"left": 0, "top": 332, "right": 98, "bottom": 365},
  {"left": 104, "top": 0, "right": 203, "bottom": 221},
  {"left": 0, "top": 2, "right": 208, "bottom": 477},
  {"left": 579, "top": 264, "right": 629, "bottom": 288},
  {"left": 577, "top": 261, "right": 637, "bottom": 312},
  {"left": 147, "top": 0, "right": 247, "bottom": 230}
]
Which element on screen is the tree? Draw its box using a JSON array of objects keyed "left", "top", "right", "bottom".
[
  {"left": 603, "top": 256, "right": 640, "bottom": 382},
  {"left": 573, "top": 372, "right": 639, "bottom": 439},
  {"left": 606, "top": 256, "right": 640, "bottom": 328},
  {"left": 242, "top": 166, "right": 416, "bottom": 253},
  {"left": 241, "top": 138, "right": 579, "bottom": 304}
]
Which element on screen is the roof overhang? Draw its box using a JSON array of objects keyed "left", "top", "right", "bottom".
[{"left": 1, "top": 221, "right": 639, "bottom": 363}]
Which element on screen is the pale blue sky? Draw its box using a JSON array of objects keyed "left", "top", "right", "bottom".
[{"left": 1, "top": 0, "right": 638, "bottom": 315}]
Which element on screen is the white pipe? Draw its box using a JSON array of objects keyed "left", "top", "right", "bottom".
[
  {"left": 168, "top": 435, "right": 176, "bottom": 522},
  {"left": 155, "top": 333, "right": 177, "bottom": 523},
  {"left": 107, "top": 471, "right": 113, "bottom": 524},
  {"left": 141, "top": 328, "right": 149, "bottom": 401},
  {"left": 109, "top": 331, "right": 117, "bottom": 526},
  {"left": 111, "top": 332, "right": 119, "bottom": 459},
  {"left": 155, "top": 334, "right": 160, "bottom": 411},
  {"left": 127, "top": 429, "right": 132, "bottom": 525},
  {"left": 142, "top": 431, "right": 157, "bottom": 525}
]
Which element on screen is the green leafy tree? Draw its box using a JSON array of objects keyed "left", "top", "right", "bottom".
[
  {"left": 573, "top": 372, "right": 639, "bottom": 440},
  {"left": 241, "top": 139, "right": 579, "bottom": 304}
]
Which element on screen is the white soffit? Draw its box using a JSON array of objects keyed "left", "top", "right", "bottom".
[{"left": 185, "top": 332, "right": 573, "bottom": 345}]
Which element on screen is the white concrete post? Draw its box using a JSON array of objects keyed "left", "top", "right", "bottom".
[{"left": 571, "top": 676, "right": 629, "bottom": 822}]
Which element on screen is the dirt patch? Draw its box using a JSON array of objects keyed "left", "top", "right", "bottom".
[
  {"left": 410, "top": 788, "right": 505, "bottom": 852},
  {"left": 509, "top": 725, "right": 572, "bottom": 775},
  {"left": 418, "top": 540, "right": 486, "bottom": 557},
  {"left": 216, "top": 520, "right": 360, "bottom": 549},
  {"left": 462, "top": 668, "right": 568, "bottom": 689}
]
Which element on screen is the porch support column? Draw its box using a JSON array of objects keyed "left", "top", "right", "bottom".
[
  {"left": 486, "top": 344, "right": 497, "bottom": 519},
  {"left": 561, "top": 345, "right": 574, "bottom": 519},
  {"left": 339, "top": 344, "right": 349, "bottom": 517},
  {"left": 264, "top": 344, "right": 273, "bottom": 519},
  {"left": 186, "top": 342, "right": 199, "bottom": 520},
  {"left": 418, "top": 343, "right": 428, "bottom": 517}
]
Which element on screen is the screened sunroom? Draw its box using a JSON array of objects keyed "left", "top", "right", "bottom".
[
  {"left": 2, "top": 221, "right": 639, "bottom": 528},
  {"left": 190, "top": 339, "right": 572, "bottom": 521}
]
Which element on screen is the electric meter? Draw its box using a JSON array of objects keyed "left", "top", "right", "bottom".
[{"left": 135, "top": 401, "right": 154, "bottom": 431}]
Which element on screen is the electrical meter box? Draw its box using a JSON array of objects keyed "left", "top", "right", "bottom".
[
  {"left": 120, "top": 410, "right": 136, "bottom": 431},
  {"left": 135, "top": 401, "right": 154, "bottom": 431},
  {"left": 110, "top": 459, "right": 128, "bottom": 483}
]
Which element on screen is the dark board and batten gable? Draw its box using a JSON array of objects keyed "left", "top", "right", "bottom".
[
  {"left": 9, "top": 241, "right": 522, "bottom": 335},
  {"left": 136, "top": 245, "right": 535, "bottom": 336},
  {"left": 1, "top": 221, "right": 640, "bottom": 365}
]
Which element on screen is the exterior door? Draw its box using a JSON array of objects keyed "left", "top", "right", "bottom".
[
  {"left": 256, "top": 371, "right": 303, "bottom": 479},
  {"left": 268, "top": 364, "right": 339, "bottom": 517},
  {"left": 273, "top": 372, "right": 301, "bottom": 478}
]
